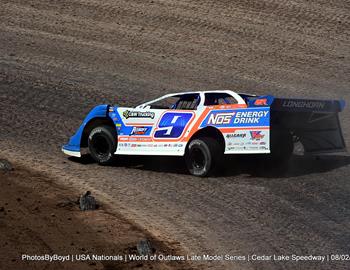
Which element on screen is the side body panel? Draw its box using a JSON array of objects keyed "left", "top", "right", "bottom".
[
  {"left": 111, "top": 107, "right": 198, "bottom": 155},
  {"left": 200, "top": 107, "right": 270, "bottom": 154},
  {"left": 109, "top": 105, "right": 271, "bottom": 156}
]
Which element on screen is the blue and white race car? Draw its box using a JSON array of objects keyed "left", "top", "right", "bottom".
[{"left": 63, "top": 90, "right": 346, "bottom": 176}]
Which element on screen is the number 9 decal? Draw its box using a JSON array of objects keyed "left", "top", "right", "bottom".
[{"left": 153, "top": 112, "right": 194, "bottom": 139}]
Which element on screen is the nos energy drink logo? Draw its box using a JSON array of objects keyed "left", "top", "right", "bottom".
[
  {"left": 202, "top": 108, "right": 270, "bottom": 127},
  {"left": 208, "top": 112, "right": 235, "bottom": 125},
  {"left": 154, "top": 112, "right": 193, "bottom": 138}
]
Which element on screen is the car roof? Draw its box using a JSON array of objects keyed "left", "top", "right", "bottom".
[
  {"left": 169, "top": 90, "right": 240, "bottom": 95},
  {"left": 164, "top": 90, "right": 256, "bottom": 97},
  {"left": 138, "top": 90, "right": 252, "bottom": 107}
]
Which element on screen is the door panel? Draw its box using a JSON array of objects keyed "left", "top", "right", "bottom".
[{"left": 115, "top": 107, "right": 193, "bottom": 155}]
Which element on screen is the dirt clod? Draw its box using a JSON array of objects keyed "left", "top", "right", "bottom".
[
  {"left": 79, "top": 191, "right": 97, "bottom": 211},
  {"left": 137, "top": 239, "right": 154, "bottom": 256},
  {"left": 0, "top": 159, "right": 13, "bottom": 172}
]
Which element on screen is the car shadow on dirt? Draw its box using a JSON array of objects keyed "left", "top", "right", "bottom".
[
  {"left": 69, "top": 153, "right": 350, "bottom": 178},
  {"left": 68, "top": 154, "right": 189, "bottom": 175},
  {"left": 226, "top": 154, "right": 350, "bottom": 178}
]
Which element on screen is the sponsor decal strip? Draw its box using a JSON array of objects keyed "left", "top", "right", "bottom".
[
  {"left": 207, "top": 104, "right": 247, "bottom": 109},
  {"left": 220, "top": 127, "right": 270, "bottom": 133},
  {"left": 282, "top": 100, "right": 326, "bottom": 109},
  {"left": 123, "top": 110, "right": 155, "bottom": 119},
  {"left": 124, "top": 123, "right": 154, "bottom": 126},
  {"left": 199, "top": 109, "right": 270, "bottom": 128},
  {"left": 119, "top": 136, "right": 153, "bottom": 142}
]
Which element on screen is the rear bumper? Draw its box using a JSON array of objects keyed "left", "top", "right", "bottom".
[{"left": 62, "top": 145, "right": 81, "bottom": 157}]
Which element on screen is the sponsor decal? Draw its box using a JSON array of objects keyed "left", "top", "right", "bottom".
[
  {"left": 130, "top": 127, "right": 148, "bottom": 135},
  {"left": 282, "top": 100, "right": 326, "bottom": 110},
  {"left": 254, "top": 98, "right": 268, "bottom": 106},
  {"left": 154, "top": 112, "right": 193, "bottom": 138},
  {"left": 233, "top": 111, "right": 269, "bottom": 124},
  {"left": 250, "top": 131, "right": 265, "bottom": 140},
  {"left": 227, "top": 146, "right": 246, "bottom": 150},
  {"left": 123, "top": 110, "right": 155, "bottom": 119},
  {"left": 225, "top": 133, "right": 246, "bottom": 138},
  {"left": 208, "top": 112, "right": 235, "bottom": 125},
  {"left": 202, "top": 108, "right": 270, "bottom": 127}
]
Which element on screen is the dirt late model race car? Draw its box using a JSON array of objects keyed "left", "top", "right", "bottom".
[{"left": 62, "top": 90, "right": 346, "bottom": 176}]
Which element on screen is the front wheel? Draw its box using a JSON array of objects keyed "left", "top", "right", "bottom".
[
  {"left": 185, "top": 137, "right": 223, "bottom": 177},
  {"left": 88, "top": 125, "right": 117, "bottom": 165}
]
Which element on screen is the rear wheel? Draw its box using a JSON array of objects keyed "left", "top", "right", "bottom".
[
  {"left": 185, "top": 137, "right": 223, "bottom": 177},
  {"left": 88, "top": 125, "right": 117, "bottom": 165}
]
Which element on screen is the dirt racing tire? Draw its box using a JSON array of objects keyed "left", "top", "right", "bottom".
[
  {"left": 88, "top": 125, "right": 117, "bottom": 165},
  {"left": 185, "top": 137, "right": 223, "bottom": 177}
]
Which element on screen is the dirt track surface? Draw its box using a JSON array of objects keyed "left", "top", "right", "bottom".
[
  {"left": 0, "top": 0, "right": 350, "bottom": 269},
  {"left": 0, "top": 164, "right": 191, "bottom": 270}
]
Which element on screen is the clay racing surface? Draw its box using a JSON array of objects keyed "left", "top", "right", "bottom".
[
  {"left": 0, "top": 0, "right": 350, "bottom": 269},
  {"left": 0, "top": 165, "right": 192, "bottom": 270}
]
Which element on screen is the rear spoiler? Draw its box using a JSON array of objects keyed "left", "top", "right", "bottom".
[{"left": 246, "top": 96, "right": 347, "bottom": 154}]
